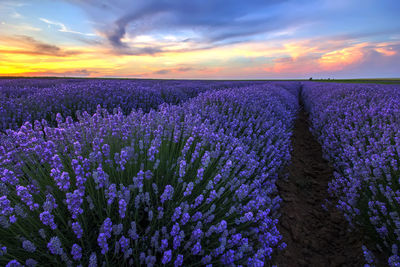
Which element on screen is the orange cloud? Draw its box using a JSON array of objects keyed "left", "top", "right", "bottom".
[
  {"left": 318, "top": 43, "right": 367, "bottom": 71},
  {"left": 0, "top": 32, "right": 399, "bottom": 78},
  {"left": 375, "top": 47, "right": 397, "bottom": 56},
  {"left": 263, "top": 57, "right": 318, "bottom": 74}
]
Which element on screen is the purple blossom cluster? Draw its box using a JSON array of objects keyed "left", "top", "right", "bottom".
[
  {"left": 0, "top": 80, "right": 299, "bottom": 265},
  {"left": 0, "top": 78, "right": 265, "bottom": 131},
  {"left": 303, "top": 82, "right": 400, "bottom": 266}
]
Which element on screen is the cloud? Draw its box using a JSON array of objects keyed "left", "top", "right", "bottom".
[
  {"left": 39, "top": 18, "right": 96, "bottom": 36},
  {"left": 153, "top": 66, "right": 195, "bottom": 75},
  {"left": 0, "top": 35, "right": 81, "bottom": 56},
  {"left": 259, "top": 39, "right": 400, "bottom": 78},
  {"left": 324, "top": 44, "right": 400, "bottom": 78},
  {"left": 112, "top": 45, "right": 164, "bottom": 55},
  {"left": 65, "top": 0, "right": 311, "bottom": 53},
  {"left": 153, "top": 69, "right": 169, "bottom": 75},
  {"left": 318, "top": 43, "right": 367, "bottom": 71},
  {"left": 13, "top": 69, "right": 98, "bottom": 77}
]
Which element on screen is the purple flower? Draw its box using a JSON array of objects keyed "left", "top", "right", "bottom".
[
  {"left": 179, "top": 160, "right": 186, "bottom": 178},
  {"left": 362, "top": 245, "right": 375, "bottom": 264},
  {"left": 128, "top": 221, "right": 139, "bottom": 240},
  {"left": 1, "top": 169, "right": 19, "bottom": 186},
  {"left": 25, "top": 259, "right": 38, "bottom": 267},
  {"left": 171, "top": 223, "right": 180, "bottom": 236},
  {"left": 221, "top": 249, "right": 235, "bottom": 265},
  {"left": 119, "top": 236, "right": 129, "bottom": 252},
  {"left": 206, "top": 190, "right": 218, "bottom": 203},
  {"left": 197, "top": 168, "right": 204, "bottom": 181},
  {"left": 119, "top": 198, "right": 127, "bottom": 219},
  {"left": 180, "top": 212, "right": 190, "bottom": 225},
  {"left": 0, "top": 246, "right": 7, "bottom": 256},
  {"left": 66, "top": 189, "right": 84, "bottom": 219},
  {"left": 43, "top": 193, "right": 58, "bottom": 212},
  {"left": 230, "top": 233, "right": 242, "bottom": 246},
  {"left": 184, "top": 182, "right": 194, "bottom": 196},
  {"left": 89, "top": 252, "right": 97, "bottom": 267},
  {"left": 113, "top": 223, "right": 123, "bottom": 236},
  {"left": 75, "top": 174, "right": 86, "bottom": 193},
  {"left": 16, "top": 186, "right": 38, "bottom": 211},
  {"left": 101, "top": 218, "right": 113, "bottom": 238},
  {"left": 22, "top": 240, "right": 36, "bottom": 253},
  {"left": 157, "top": 206, "right": 164, "bottom": 219},
  {"left": 71, "top": 244, "right": 82, "bottom": 260},
  {"left": 160, "top": 185, "right": 174, "bottom": 204},
  {"left": 72, "top": 221, "right": 83, "bottom": 239},
  {"left": 173, "top": 234, "right": 182, "bottom": 250},
  {"left": 191, "top": 228, "right": 203, "bottom": 240},
  {"left": 174, "top": 254, "right": 184, "bottom": 267},
  {"left": 191, "top": 194, "right": 204, "bottom": 208},
  {"left": 9, "top": 215, "right": 17, "bottom": 224},
  {"left": 172, "top": 207, "right": 182, "bottom": 222},
  {"left": 102, "top": 144, "right": 110, "bottom": 157},
  {"left": 192, "top": 211, "right": 203, "bottom": 222},
  {"left": 201, "top": 255, "right": 212, "bottom": 265},
  {"left": 47, "top": 236, "right": 63, "bottom": 255},
  {"left": 97, "top": 233, "right": 109, "bottom": 255},
  {"left": 161, "top": 239, "right": 168, "bottom": 251},
  {"left": 106, "top": 184, "right": 117, "bottom": 205},
  {"left": 0, "top": 196, "right": 14, "bottom": 216},
  {"left": 6, "top": 260, "right": 22, "bottom": 267},
  {"left": 243, "top": 211, "right": 254, "bottom": 222},
  {"left": 217, "top": 220, "right": 227, "bottom": 233},
  {"left": 73, "top": 141, "right": 81, "bottom": 155},
  {"left": 192, "top": 241, "right": 202, "bottom": 255},
  {"left": 50, "top": 169, "right": 70, "bottom": 192},
  {"left": 94, "top": 166, "right": 108, "bottom": 188},
  {"left": 39, "top": 211, "right": 57, "bottom": 230},
  {"left": 162, "top": 250, "right": 172, "bottom": 264},
  {"left": 389, "top": 254, "right": 400, "bottom": 267}
]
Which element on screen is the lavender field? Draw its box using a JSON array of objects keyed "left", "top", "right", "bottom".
[{"left": 0, "top": 79, "right": 399, "bottom": 266}]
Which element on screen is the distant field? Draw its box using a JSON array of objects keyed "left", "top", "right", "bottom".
[{"left": 310, "top": 78, "right": 400, "bottom": 84}]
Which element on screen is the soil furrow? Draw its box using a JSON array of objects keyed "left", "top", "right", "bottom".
[{"left": 275, "top": 98, "right": 364, "bottom": 266}]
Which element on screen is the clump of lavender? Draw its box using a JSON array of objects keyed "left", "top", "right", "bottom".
[
  {"left": 0, "top": 78, "right": 266, "bottom": 131},
  {"left": 303, "top": 82, "right": 400, "bottom": 266},
  {"left": 0, "top": 82, "right": 297, "bottom": 265}
]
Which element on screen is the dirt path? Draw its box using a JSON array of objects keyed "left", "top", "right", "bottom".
[{"left": 275, "top": 101, "right": 365, "bottom": 266}]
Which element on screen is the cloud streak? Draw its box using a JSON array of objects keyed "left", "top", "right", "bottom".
[
  {"left": 39, "top": 18, "right": 96, "bottom": 36},
  {"left": 0, "top": 35, "right": 81, "bottom": 56},
  {"left": 1, "top": 0, "right": 399, "bottom": 78},
  {"left": 66, "top": 0, "right": 310, "bottom": 54}
]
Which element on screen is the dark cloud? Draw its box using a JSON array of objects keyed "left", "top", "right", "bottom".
[
  {"left": 67, "top": 69, "right": 96, "bottom": 76},
  {"left": 66, "top": 0, "right": 309, "bottom": 53},
  {"left": 20, "top": 69, "right": 98, "bottom": 77},
  {"left": 153, "top": 69, "right": 170, "bottom": 75},
  {"left": 176, "top": 67, "right": 194, "bottom": 72},
  {"left": 0, "top": 35, "right": 81, "bottom": 56},
  {"left": 153, "top": 66, "right": 196, "bottom": 75},
  {"left": 113, "top": 45, "right": 164, "bottom": 55}
]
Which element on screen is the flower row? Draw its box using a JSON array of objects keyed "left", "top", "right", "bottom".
[
  {"left": 0, "top": 82, "right": 299, "bottom": 266},
  {"left": 0, "top": 79, "right": 260, "bottom": 131},
  {"left": 303, "top": 82, "right": 400, "bottom": 266}
]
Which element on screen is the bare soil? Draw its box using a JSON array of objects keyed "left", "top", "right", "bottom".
[{"left": 274, "top": 105, "right": 365, "bottom": 266}]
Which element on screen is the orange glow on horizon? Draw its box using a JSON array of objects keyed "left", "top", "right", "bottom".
[{"left": 0, "top": 37, "right": 398, "bottom": 78}]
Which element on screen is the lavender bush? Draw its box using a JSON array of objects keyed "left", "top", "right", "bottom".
[
  {"left": 0, "top": 82, "right": 298, "bottom": 266},
  {"left": 0, "top": 78, "right": 259, "bottom": 132},
  {"left": 303, "top": 82, "right": 400, "bottom": 266}
]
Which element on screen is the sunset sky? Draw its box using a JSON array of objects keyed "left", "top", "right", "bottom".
[{"left": 0, "top": 0, "right": 399, "bottom": 79}]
